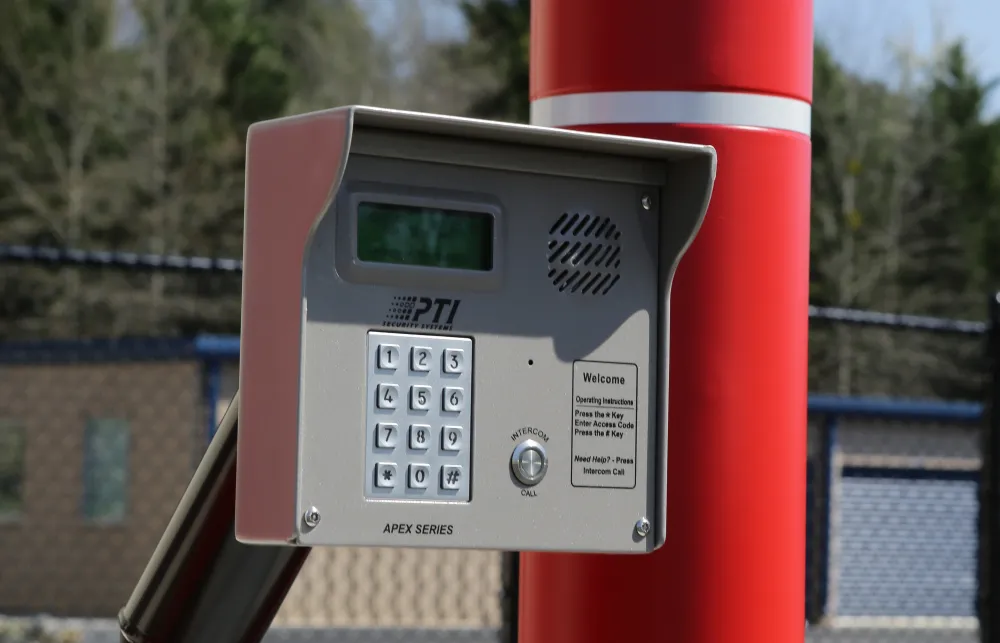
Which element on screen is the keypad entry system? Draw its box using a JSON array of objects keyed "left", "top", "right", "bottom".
[
  {"left": 366, "top": 332, "right": 473, "bottom": 502},
  {"left": 234, "top": 106, "right": 718, "bottom": 555}
]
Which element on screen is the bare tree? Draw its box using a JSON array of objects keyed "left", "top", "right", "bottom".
[
  {"left": 389, "top": 0, "right": 503, "bottom": 116},
  {"left": 810, "top": 28, "right": 977, "bottom": 397},
  {"left": 287, "top": 0, "right": 496, "bottom": 117},
  {"left": 110, "top": 0, "right": 246, "bottom": 334},
  {"left": 0, "top": 0, "right": 134, "bottom": 338},
  {"left": 281, "top": 1, "right": 396, "bottom": 114}
]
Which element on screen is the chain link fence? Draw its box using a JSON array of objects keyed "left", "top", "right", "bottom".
[
  {"left": 0, "top": 343, "right": 507, "bottom": 643},
  {"left": 0, "top": 247, "right": 996, "bottom": 643},
  {"left": 806, "top": 397, "right": 982, "bottom": 642}
]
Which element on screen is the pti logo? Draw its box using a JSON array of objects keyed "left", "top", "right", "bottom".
[{"left": 383, "top": 295, "right": 462, "bottom": 330}]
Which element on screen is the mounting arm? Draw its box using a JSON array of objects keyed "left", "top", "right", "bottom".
[{"left": 118, "top": 392, "right": 309, "bottom": 643}]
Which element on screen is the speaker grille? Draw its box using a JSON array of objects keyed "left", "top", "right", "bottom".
[{"left": 547, "top": 212, "right": 622, "bottom": 295}]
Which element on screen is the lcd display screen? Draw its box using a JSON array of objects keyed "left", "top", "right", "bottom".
[{"left": 356, "top": 201, "right": 494, "bottom": 271}]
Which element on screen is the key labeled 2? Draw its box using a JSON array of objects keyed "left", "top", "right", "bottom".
[{"left": 411, "top": 347, "right": 433, "bottom": 372}]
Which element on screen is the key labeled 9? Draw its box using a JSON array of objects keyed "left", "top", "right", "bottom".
[{"left": 442, "top": 426, "right": 463, "bottom": 451}]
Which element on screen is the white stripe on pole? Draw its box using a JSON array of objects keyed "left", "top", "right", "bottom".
[{"left": 530, "top": 91, "right": 812, "bottom": 137}]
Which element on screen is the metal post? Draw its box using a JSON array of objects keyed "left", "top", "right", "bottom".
[
  {"left": 500, "top": 552, "right": 520, "bottom": 643},
  {"left": 118, "top": 392, "right": 309, "bottom": 643},
  {"left": 810, "top": 414, "right": 838, "bottom": 624},
  {"left": 523, "top": 2, "right": 813, "bottom": 642},
  {"left": 978, "top": 292, "right": 1000, "bottom": 642}
]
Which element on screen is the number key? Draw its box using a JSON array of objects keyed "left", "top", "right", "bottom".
[
  {"left": 442, "top": 387, "right": 464, "bottom": 412},
  {"left": 443, "top": 348, "right": 465, "bottom": 374},
  {"left": 377, "top": 344, "right": 400, "bottom": 370},
  {"left": 375, "top": 423, "right": 398, "bottom": 448},
  {"left": 409, "top": 424, "right": 431, "bottom": 450},
  {"left": 376, "top": 383, "right": 399, "bottom": 409},
  {"left": 408, "top": 463, "right": 430, "bottom": 489},
  {"left": 441, "top": 426, "right": 463, "bottom": 451},
  {"left": 410, "top": 385, "right": 432, "bottom": 411},
  {"left": 411, "top": 347, "right": 432, "bottom": 372}
]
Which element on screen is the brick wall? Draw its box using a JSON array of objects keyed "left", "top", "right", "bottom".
[{"left": 0, "top": 361, "right": 201, "bottom": 616}]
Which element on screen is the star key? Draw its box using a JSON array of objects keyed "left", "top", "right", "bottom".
[{"left": 375, "top": 463, "right": 397, "bottom": 488}]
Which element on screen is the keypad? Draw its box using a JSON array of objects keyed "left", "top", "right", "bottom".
[{"left": 366, "top": 331, "right": 473, "bottom": 502}]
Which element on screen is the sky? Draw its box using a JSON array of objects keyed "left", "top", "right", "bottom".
[
  {"left": 815, "top": 0, "right": 1000, "bottom": 115},
  {"left": 360, "top": 0, "right": 1000, "bottom": 117}
]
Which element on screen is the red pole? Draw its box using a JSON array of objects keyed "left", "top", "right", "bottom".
[{"left": 522, "top": 2, "right": 812, "bottom": 642}]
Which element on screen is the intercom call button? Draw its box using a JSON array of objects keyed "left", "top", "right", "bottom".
[{"left": 511, "top": 439, "right": 548, "bottom": 486}]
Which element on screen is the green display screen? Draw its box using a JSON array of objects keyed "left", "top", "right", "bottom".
[{"left": 356, "top": 201, "right": 494, "bottom": 271}]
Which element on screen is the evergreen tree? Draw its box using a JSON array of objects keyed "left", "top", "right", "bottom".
[
  {"left": 442, "top": 1, "right": 1000, "bottom": 398},
  {"left": 448, "top": 0, "right": 529, "bottom": 122}
]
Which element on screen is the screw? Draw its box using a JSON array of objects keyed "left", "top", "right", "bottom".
[
  {"left": 641, "top": 194, "right": 652, "bottom": 210},
  {"left": 635, "top": 517, "right": 650, "bottom": 538},
  {"left": 303, "top": 506, "right": 321, "bottom": 528}
]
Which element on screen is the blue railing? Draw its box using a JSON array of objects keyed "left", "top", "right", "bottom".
[{"left": 808, "top": 393, "right": 982, "bottom": 422}]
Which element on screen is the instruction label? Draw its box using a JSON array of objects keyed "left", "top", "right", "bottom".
[{"left": 570, "top": 360, "right": 638, "bottom": 489}]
